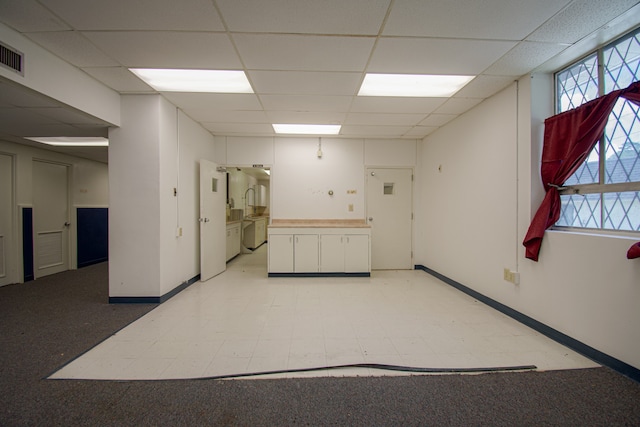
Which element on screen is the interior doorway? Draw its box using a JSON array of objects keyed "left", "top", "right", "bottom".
[
  {"left": 0, "top": 153, "right": 14, "bottom": 286},
  {"left": 366, "top": 167, "right": 413, "bottom": 270},
  {"left": 32, "top": 160, "right": 70, "bottom": 279}
]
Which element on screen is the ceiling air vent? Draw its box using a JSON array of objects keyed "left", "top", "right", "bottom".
[{"left": 0, "top": 42, "right": 24, "bottom": 76}]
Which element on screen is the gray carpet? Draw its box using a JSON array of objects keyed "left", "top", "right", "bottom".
[{"left": 1, "top": 263, "right": 640, "bottom": 426}]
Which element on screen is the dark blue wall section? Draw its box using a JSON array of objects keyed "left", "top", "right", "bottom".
[
  {"left": 22, "top": 207, "right": 33, "bottom": 282},
  {"left": 77, "top": 208, "right": 108, "bottom": 268}
]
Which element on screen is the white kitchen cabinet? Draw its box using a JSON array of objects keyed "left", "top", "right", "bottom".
[
  {"left": 294, "top": 234, "right": 319, "bottom": 273},
  {"left": 268, "top": 234, "right": 294, "bottom": 273},
  {"left": 320, "top": 233, "right": 369, "bottom": 273},
  {"left": 267, "top": 233, "right": 319, "bottom": 273},
  {"left": 243, "top": 217, "right": 266, "bottom": 249},
  {"left": 225, "top": 222, "right": 241, "bottom": 261},
  {"left": 344, "top": 234, "right": 370, "bottom": 272},
  {"left": 268, "top": 223, "right": 370, "bottom": 276}
]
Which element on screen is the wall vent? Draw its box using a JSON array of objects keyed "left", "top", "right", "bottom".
[{"left": 0, "top": 42, "right": 24, "bottom": 76}]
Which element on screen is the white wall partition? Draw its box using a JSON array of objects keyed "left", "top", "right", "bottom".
[
  {"left": 272, "top": 137, "right": 365, "bottom": 219},
  {"left": 414, "top": 78, "right": 640, "bottom": 371},
  {"left": 109, "top": 95, "right": 216, "bottom": 299}
]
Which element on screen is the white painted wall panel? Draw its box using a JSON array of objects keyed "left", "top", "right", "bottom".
[{"left": 364, "top": 138, "right": 417, "bottom": 166}]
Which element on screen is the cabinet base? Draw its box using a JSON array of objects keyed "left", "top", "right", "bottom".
[{"left": 268, "top": 272, "right": 370, "bottom": 278}]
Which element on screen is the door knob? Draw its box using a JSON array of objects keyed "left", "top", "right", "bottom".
[{"left": 368, "top": 217, "right": 373, "bottom": 221}]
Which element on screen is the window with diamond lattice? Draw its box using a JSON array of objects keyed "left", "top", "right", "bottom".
[{"left": 555, "top": 27, "right": 640, "bottom": 232}]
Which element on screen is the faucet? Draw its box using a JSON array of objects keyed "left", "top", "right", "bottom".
[{"left": 243, "top": 187, "right": 255, "bottom": 218}]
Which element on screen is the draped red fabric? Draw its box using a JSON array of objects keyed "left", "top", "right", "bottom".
[{"left": 523, "top": 81, "right": 640, "bottom": 261}]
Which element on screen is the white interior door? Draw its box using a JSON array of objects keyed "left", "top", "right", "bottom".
[
  {"left": 0, "top": 154, "right": 13, "bottom": 286},
  {"left": 199, "top": 159, "right": 226, "bottom": 282},
  {"left": 366, "top": 168, "right": 413, "bottom": 270},
  {"left": 33, "top": 160, "right": 69, "bottom": 278}
]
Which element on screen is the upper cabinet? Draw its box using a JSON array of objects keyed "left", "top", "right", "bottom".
[{"left": 253, "top": 184, "right": 267, "bottom": 207}]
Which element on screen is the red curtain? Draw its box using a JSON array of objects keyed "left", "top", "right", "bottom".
[{"left": 523, "top": 81, "right": 640, "bottom": 261}]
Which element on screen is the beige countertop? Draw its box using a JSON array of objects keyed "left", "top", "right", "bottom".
[{"left": 269, "top": 219, "right": 370, "bottom": 228}]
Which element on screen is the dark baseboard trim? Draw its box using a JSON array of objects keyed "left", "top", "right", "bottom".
[
  {"left": 109, "top": 274, "right": 201, "bottom": 304},
  {"left": 268, "top": 272, "right": 370, "bottom": 278},
  {"left": 415, "top": 264, "right": 640, "bottom": 383},
  {"left": 78, "top": 257, "right": 108, "bottom": 269}
]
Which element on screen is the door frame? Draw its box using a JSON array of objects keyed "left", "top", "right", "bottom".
[
  {"left": 365, "top": 166, "right": 414, "bottom": 270},
  {"left": 32, "top": 159, "right": 72, "bottom": 279}
]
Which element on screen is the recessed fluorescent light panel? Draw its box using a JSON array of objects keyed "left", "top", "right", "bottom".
[
  {"left": 26, "top": 137, "right": 109, "bottom": 147},
  {"left": 130, "top": 69, "right": 253, "bottom": 93},
  {"left": 272, "top": 124, "right": 341, "bottom": 135},
  {"left": 358, "top": 74, "right": 474, "bottom": 97}
]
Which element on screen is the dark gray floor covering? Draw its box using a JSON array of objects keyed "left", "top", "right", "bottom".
[{"left": 1, "top": 263, "right": 640, "bottom": 426}]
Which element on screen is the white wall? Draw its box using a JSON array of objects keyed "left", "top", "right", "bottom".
[
  {"left": 272, "top": 137, "right": 366, "bottom": 219},
  {"left": 0, "top": 139, "right": 108, "bottom": 284},
  {"left": 415, "top": 78, "right": 640, "bottom": 371},
  {"left": 216, "top": 136, "right": 417, "bottom": 220},
  {"left": 109, "top": 95, "right": 216, "bottom": 298}
]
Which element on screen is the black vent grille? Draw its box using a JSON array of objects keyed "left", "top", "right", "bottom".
[{"left": 0, "top": 42, "right": 24, "bottom": 75}]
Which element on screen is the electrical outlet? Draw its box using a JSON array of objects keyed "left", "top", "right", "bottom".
[{"left": 503, "top": 268, "right": 519, "bottom": 284}]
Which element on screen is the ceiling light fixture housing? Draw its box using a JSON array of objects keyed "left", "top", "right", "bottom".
[
  {"left": 358, "top": 73, "right": 475, "bottom": 97},
  {"left": 272, "top": 124, "right": 341, "bottom": 135},
  {"left": 26, "top": 137, "right": 109, "bottom": 147},
  {"left": 130, "top": 69, "right": 254, "bottom": 93}
]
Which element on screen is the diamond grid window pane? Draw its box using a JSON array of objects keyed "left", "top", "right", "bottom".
[
  {"left": 556, "top": 27, "right": 640, "bottom": 232},
  {"left": 604, "top": 99, "right": 640, "bottom": 184},
  {"left": 603, "top": 191, "right": 640, "bottom": 231},
  {"left": 556, "top": 54, "right": 598, "bottom": 113},
  {"left": 558, "top": 194, "right": 601, "bottom": 228},
  {"left": 564, "top": 144, "right": 599, "bottom": 185},
  {"left": 603, "top": 31, "right": 640, "bottom": 92}
]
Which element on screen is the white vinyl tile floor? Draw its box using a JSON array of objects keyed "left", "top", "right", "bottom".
[{"left": 49, "top": 244, "right": 599, "bottom": 381}]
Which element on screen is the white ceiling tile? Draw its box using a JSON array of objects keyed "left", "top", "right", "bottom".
[
  {"left": 26, "top": 31, "right": 119, "bottom": 67},
  {"left": 260, "top": 95, "right": 353, "bottom": 112},
  {"left": 233, "top": 34, "right": 375, "bottom": 72},
  {"left": 403, "top": 126, "right": 438, "bottom": 138},
  {"left": 217, "top": 0, "right": 390, "bottom": 35},
  {"left": 433, "top": 98, "right": 484, "bottom": 115},
  {"left": 203, "top": 122, "right": 274, "bottom": 135},
  {"left": 454, "top": 76, "right": 516, "bottom": 98},
  {"left": 0, "top": 0, "right": 70, "bottom": 32},
  {"left": 81, "top": 67, "right": 155, "bottom": 92},
  {"left": 368, "top": 37, "right": 517, "bottom": 74},
  {"left": 162, "top": 93, "right": 262, "bottom": 111},
  {"left": 249, "top": 71, "right": 362, "bottom": 96},
  {"left": 265, "top": 111, "right": 347, "bottom": 124},
  {"left": 341, "top": 124, "right": 413, "bottom": 136},
  {"left": 350, "top": 97, "right": 446, "bottom": 114},
  {"left": 39, "top": 0, "right": 224, "bottom": 31},
  {"left": 345, "top": 113, "right": 425, "bottom": 126},
  {"left": 420, "top": 114, "right": 457, "bottom": 127},
  {"left": 186, "top": 110, "right": 269, "bottom": 123},
  {"left": 484, "top": 41, "right": 569, "bottom": 76},
  {"left": 384, "top": 0, "right": 570, "bottom": 40},
  {"left": 83, "top": 32, "right": 241, "bottom": 68},
  {"left": 527, "top": 0, "right": 640, "bottom": 44}
]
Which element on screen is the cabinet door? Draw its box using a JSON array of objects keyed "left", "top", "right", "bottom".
[
  {"left": 232, "top": 224, "right": 241, "bottom": 257},
  {"left": 345, "top": 234, "right": 370, "bottom": 272},
  {"left": 269, "top": 234, "right": 294, "bottom": 273},
  {"left": 320, "top": 234, "right": 345, "bottom": 272},
  {"left": 225, "top": 227, "right": 232, "bottom": 261},
  {"left": 294, "top": 234, "right": 319, "bottom": 272}
]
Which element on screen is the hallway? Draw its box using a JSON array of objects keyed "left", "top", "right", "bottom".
[{"left": 50, "top": 245, "right": 598, "bottom": 380}]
